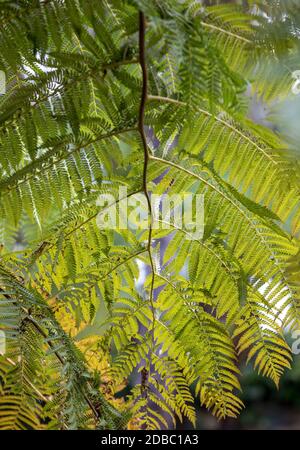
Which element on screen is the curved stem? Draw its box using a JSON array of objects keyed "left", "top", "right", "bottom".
[{"left": 138, "top": 11, "right": 156, "bottom": 404}]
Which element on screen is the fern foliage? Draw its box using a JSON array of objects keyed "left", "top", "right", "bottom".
[{"left": 0, "top": 0, "right": 300, "bottom": 430}]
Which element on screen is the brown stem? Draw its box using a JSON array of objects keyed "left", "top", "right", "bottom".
[
  {"left": 138, "top": 12, "right": 156, "bottom": 429},
  {"left": 138, "top": 12, "right": 155, "bottom": 348}
]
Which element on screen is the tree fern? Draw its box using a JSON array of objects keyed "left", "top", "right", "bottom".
[{"left": 0, "top": 0, "right": 299, "bottom": 430}]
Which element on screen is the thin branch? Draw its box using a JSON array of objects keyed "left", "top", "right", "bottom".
[
  {"left": 104, "top": 58, "right": 139, "bottom": 71},
  {"left": 138, "top": 12, "right": 156, "bottom": 356},
  {"left": 148, "top": 94, "right": 185, "bottom": 106},
  {"left": 200, "top": 21, "right": 251, "bottom": 44}
]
